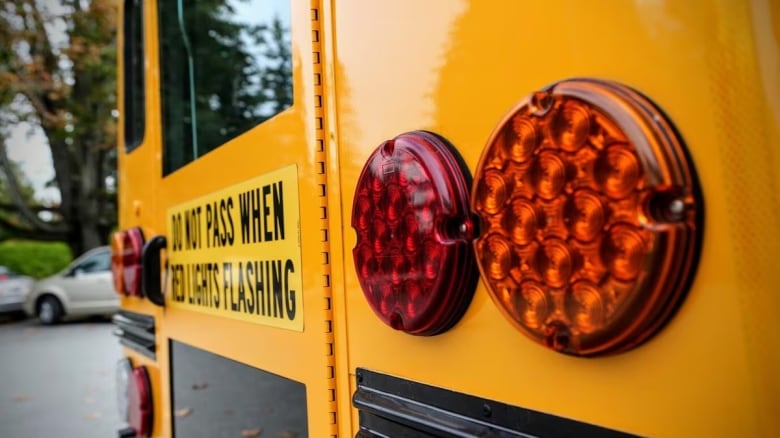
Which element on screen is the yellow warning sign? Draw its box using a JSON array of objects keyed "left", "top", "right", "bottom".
[{"left": 166, "top": 164, "right": 303, "bottom": 331}]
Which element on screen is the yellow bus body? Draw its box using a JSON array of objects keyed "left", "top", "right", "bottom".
[{"left": 117, "top": 1, "right": 780, "bottom": 436}]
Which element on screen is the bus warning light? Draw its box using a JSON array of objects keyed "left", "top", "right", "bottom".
[
  {"left": 352, "top": 131, "right": 478, "bottom": 336},
  {"left": 472, "top": 79, "right": 702, "bottom": 356},
  {"left": 111, "top": 227, "right": 146, "bottom": 297}
]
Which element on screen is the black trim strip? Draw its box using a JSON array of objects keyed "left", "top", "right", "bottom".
[
  {"left": 113, "top": 310, "right": 156, "bottom": 359},
  {"left": 353, "top": 368, "right": 638, "bottom": 438}
]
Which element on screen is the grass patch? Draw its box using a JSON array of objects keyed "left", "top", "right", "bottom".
[{"left": 0, "top": 240, "right": 72, "bottom": 279}]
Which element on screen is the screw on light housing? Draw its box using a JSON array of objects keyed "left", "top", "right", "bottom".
[
  {"left": 472, "top": 78, "right": 702, "bottom": 356},
  {"left": 352, "top": 131, "right": 478, "bottom": 336}
]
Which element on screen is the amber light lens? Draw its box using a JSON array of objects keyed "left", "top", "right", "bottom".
[
  {"left": 111, "top": 232, "right": 125, "bottom": 294},
  {"left": 472, "top": 79, "right": 702, "bottom": 356},
  {"left": 111, "top": 228, "right": 145, "bottom": 296},
  {"left": 352, "top": 131, "right": 477, "bottom": 336}
]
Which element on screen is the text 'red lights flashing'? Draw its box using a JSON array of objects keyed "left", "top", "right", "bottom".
[
  {"left": 352, "top": 131, "right": 477, "bottom": 336},
  {"left": 472, "top": 79, "right": 702, "bottom": 356}
]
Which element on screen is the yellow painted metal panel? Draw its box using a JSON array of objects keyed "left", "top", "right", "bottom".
[
  {"left": 117, "top": 1, "right": 336, "bottom": 436},
  {"left": 330, "top": 1, "right": 780, "bottom": 437},
  {"left": 116, "top": 0, "right": 780, "bottom": 436}
]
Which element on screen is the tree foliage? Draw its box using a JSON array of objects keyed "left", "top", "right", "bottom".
[
  {"left": 0, "top": 239, "right": 71, "bottom": 278},
  {"left": 258, "top": 16, "right": 294, "bottom": 116},
  {"left": 0, "top": 0, "right": 117, "bottom": 256},
  {"left": 159, "top": 0, "right": 293, "bottom": 173},
  {"left": 0, "top": 0, "right": 291, "bottom": 255}
]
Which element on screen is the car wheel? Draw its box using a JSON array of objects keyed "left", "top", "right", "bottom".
[{"left": 38, "top": 296, "right": 63, "bottom": 325}]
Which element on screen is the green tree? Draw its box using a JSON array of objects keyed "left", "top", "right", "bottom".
[
  {"left": 158, "top": 1, "right": 293, "bottom": 174},
  {"left": 257, "top": 16, "right": 294, "bottom": 116},
  {"left": 0, "top": 0, "right": 117, "bottom": 256}
]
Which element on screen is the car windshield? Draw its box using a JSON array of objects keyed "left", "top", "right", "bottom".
[{"left": 73, "top": 251, "right": 111, "bottom": 274}]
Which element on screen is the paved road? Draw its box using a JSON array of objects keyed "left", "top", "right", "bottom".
[{"left": 0, "top": 316, "right": 121, "bottom": 437}]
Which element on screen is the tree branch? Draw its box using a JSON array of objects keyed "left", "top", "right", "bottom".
[
  {"left": 0, "top": 202, "right": 61, "bottom": 214},
  {"left": 17, "top": 88, "right": 62, "bottom": 127},
  {"left": 28, "top": 0, "right": 60, "bottom": 77},
  {"left": 0, "top": 214, "right": 67, "bottom": 241},
  {"left": 0, "top": 141, "right": 66, "bottom": 233}
]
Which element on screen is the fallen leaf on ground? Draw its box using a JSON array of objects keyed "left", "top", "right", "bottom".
[
  {"left": 14, "top": 395, "right": 31, "bottom": 402},
  {"left": 84, "top": 397, "right": 95, "bottom": 404},
  {"left": 174, "top": 407, "right": 193, "bottom": 417},
  {"left": 84, "top": 412, "right": 102, "bottom": 420},
  {"left": 241, "top": 427, "right": 262, "bottom": 437},
  {"left": 278, "top": 432, "right": 298, "bottom": 438}
]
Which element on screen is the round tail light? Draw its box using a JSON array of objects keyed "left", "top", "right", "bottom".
[
  {"left": 128, "top": 366, "right": 153, "bottom": 437},
  {"left": 116, "top": 358, "right": 153, "bottom": 438},
  {"left": 352, "top": 131, "right": 478, "bottom": 336},
  {"left": 111, "top": 228, "right": 145, "bottom": 296},
  {"left": 472, "top": 79, "right": 702, "bottom": 356}
]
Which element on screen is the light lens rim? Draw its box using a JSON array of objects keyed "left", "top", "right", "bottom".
[
  {"left": 116, "top": 357, "right": 133, "bottom": 422},
  {"left": 472, "top": 78, "right": 703, "bottom": 356},
  {"left": 352, "top": 131, "right": 478, "bottom": 336}
]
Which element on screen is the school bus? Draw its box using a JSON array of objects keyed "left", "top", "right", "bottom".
[{"left": 111, "top": 1, "right": 779, "bottom": 437}]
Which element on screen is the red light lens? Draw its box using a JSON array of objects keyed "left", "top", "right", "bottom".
[
  {"left": 127, "top": 365, "right": 152, "bottom": 437},
  {"left": 352, "top": 131, "right": 477, "bottom": 336},
  {"left": 111, "top": 228, "right": 145, "bottom": 296},
  {"left": 472, "top": 79, "right": 702, "bottom": 356}
]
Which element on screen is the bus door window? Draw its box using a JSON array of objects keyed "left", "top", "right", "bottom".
[{"left": 157, "top": 0, "right": 293, "bottom": 175}]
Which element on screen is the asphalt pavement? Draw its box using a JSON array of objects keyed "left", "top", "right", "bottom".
[{"left": 0, "top": 316, "right": 122, "bottom": 437}]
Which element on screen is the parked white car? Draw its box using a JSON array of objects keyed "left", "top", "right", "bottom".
[
  {"left": 0, "top": 266, "right": 35, "bottom": 316},
  {"left": 24, "top": 246, "right": 118, "bottom": 324}
]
